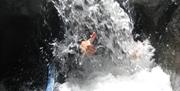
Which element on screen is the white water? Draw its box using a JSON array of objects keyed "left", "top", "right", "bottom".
[
  {"left": 51, "top": 0, "right": 173, "bottom": 91},
  {"left": 54, "top": 67, "right": 172, "bottom": 91}
]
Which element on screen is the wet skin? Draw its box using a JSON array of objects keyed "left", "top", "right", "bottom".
[{"left": 80, "top": 32, "right": 96, "bottom": 56}]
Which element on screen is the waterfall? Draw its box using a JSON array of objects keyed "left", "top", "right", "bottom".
[{"left": 48, "top": 0, "right": 173, "bottom": 91}]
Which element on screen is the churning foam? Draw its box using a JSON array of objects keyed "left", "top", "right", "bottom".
[{"left": 54, "top": 67, "right": 172, "bottom": 91}]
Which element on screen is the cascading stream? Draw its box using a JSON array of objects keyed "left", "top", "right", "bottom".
[{"left": 48, "top": 0, "right": 173, "bottom": 91}]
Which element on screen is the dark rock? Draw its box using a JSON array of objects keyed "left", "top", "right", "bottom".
[
  {"left": 167, "top": 5, "right": 180, "bottom": 74},
  {"left": 0, "top": 0, "right": 64, "bottom": 90}
]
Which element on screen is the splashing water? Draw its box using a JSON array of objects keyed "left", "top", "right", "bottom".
[
  {"left": 50, "top": 0, "right": 173, "bottom": 91},
  {"left": 53, "top": 66, "right": 172, "bottom": 91}
]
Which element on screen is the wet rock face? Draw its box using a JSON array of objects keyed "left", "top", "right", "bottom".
[
  {"left": 0, "top": 0, "right": 64, "bottom": 90},
  {"left": 167, "top": 6, "right": 180, "bottom": 44},
  {"left": 0, "top": 0, "right": 45, "bottom": 90},
  {"left": 132, "top": 0, "right": 171, "bottom": 25},
  {"left": 131, "top": 0, "right": 173, "bottom": 41},
  {"left": 0, "top": 0, "right": 41, "bottom": 16},
  {"left": 167, "top": 6, "right": 180, "bottom": 74}
]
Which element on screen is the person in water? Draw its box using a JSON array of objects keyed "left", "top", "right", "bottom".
[{"left": 80, "top": 32, "right": 96, "bottom": 56}]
